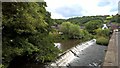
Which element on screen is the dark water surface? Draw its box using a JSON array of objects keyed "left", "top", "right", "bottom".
[
  {"left": 60, "top": 40, "right": 81, "bottom": 51},
  {"left": 68, "top": 44, "right": 107, "bottom": 68}
]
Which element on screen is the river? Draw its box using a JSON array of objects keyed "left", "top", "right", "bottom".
[
  {"left": 59, "top": 40, "right": 81, "bottom": 51},
  {"left": 52, "top": 40, "right": 107, "bottom": 68},
  {"left": 68, "top": 44, "right": 107, "bottom": 68}
]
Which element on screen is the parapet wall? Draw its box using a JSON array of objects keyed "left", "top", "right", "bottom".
[{"left": 102, "top": 32, "right": 118, "bottom": 67}]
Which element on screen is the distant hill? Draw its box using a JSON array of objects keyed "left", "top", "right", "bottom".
[{"left": 52, "top": 15, "right": 113, "bottom": 25}]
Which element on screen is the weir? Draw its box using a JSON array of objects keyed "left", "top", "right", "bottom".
[{"left": 50, "top": 39, "right": 96, "bottom": 67}]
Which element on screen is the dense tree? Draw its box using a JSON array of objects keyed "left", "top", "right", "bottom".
[
  {"left": 111, "top": 14, "right": 120, "bottom": 23},
  {"left": 53, "top": 15, "right": 105, "bottom": 25},
  {"left": 114, "top": 14, "right": 120, "bottom": 23},
  {"left": 85, "top": 20, "right": 103, "bottom": 34},
  {"left": 2, "top": 2, "right": 60, "bottom": 68},
  {"left": 53, "top": 19, "right": 66, "bottom": 24},
  {"left": 60, "top": 22, "right": 80, "bottom": 39},
  {"left": 60, "top": 22, "right": 92, "bottom": 40}
]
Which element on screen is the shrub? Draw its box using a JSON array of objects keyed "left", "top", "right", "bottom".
[
  {"left": 95, "top": 28, "right": 110, "bottom": 37},
  {"left": 85, "top": 20, "right": 103, "bottom": 33},
  {"left": 60, "top": 22, "right": 81, "bottom": 39},
  {"left": 96, "top": 37, "right": 109, "bottom": 45}
]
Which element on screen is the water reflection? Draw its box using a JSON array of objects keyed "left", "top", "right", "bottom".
[{"left": 60, "top": 40, "right": 81, "bottom": 51}]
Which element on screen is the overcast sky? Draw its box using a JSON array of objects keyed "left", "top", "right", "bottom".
[{"left": 44, "top": 0, "right": 119, "bottom": 19}]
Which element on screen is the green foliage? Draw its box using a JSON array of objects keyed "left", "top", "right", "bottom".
[
  {"left": 0, "top": 64, "right": 3, "bottom": 68},
  {"left": 96, "top": 37, "right": 109, "bottom": 45},
  {"left": 60, "top": 22, "right": 92, "bottom": 40},
  {"left": 53, "top": 16, "right": 105, "bottom": 26},
  {"left": 79, "top": 29, "right": 93, "bottom": 41},
  {"left": 111, "top": 14, "right": 120, "bottom": 23},
  {"left": 60, "top": 22, "right": 71, "bottom": 34},
  {"left": 53, "top": 19, "right": 66, "bottom": 24},
  {"left": 95, "top": 28, "right": 110, "bottom": 37},
  {"left": 115, "top": 14, "right": 120, "bottom": 23},
  {"left": 2, "top": 2, "right": 60, "bottom": 67},
  {"left": 95, "top": 28, "right": 110, "bottom": 45},
  {"left": 69, "top": 23, "right": 81, "bottom": 38},
  {"left": 85, "top": 20, "right": 103, "bottom": 33},
  {"left": 60, "top": 22, "right": 81, "bottom": 39},
  {"left": 66, "top": 16, "right": 104, "bottom": 25}
]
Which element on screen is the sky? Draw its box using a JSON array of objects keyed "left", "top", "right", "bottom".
[{"left": 44, "top": 0, "right": 119, "bottom": 19}]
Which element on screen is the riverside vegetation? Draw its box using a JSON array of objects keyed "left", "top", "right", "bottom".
[{"left": 2, "top": 1, "right": 120, "bottom": 68}]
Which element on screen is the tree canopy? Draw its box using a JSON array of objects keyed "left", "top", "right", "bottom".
[
  {"left": 85, "top": 20, "right": 103, "bottom": 34},
  {"left": 2, "top": 2, "right": 60, "bottom": 68},
  {"left": 60, "top": 22, "right": 92, "bottom": 40}
]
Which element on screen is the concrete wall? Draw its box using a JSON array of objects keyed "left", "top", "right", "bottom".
[{"left": 102, "top": 32, "right": 118, "bottom": 67}]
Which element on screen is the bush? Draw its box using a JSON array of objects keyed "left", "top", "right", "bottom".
[
  {"left": 85, "top": 20, "right": 103, "bottom": 33},
  {"left": 95, "top": 28, "right": 110, "bottom": 37},
  {"left": 96, "top": 37, "right": 109, "bottom": 45}
]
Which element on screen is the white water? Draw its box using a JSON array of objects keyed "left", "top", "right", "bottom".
[
  {"left": 51, "top": 39, "right": 96, "bottom": 67},
  {"left": 56, "top": 51, "right": 75, "bottom": 66}
]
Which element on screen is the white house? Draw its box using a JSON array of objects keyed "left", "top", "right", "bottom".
[{"left": 102, "top": 24, "right": 108, "bottom": 30}]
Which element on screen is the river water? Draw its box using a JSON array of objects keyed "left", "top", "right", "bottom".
[
  {"left": 67, "top": 43, "right": 107, "bottom": 68},
  {"left": 59, "top": 40, "right": 81, "bottom": 51},
  {"left": 54, "top": 40, "right": 107, "bottom": 68}
]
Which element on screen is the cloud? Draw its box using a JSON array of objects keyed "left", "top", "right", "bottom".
[
  {"left": 55, "top": 5, "right": 83, "bottom": 18},
  {"left": 45, "top": 0, "right": 119, "bottom": 19}
]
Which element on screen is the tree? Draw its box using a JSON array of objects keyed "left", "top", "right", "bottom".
[
  {"left": 85, "top": 20, "right": 103, "bottom": 34},
  {"left": 69, "top": 23, "right": 81, "bottom": 38},
  {"left": 2, "top": 2, "right": 60, "bottom": 68},
  {"left": 60, "top": 22, "right": 71, "bottom": 35},
  {"left": 111, "top": 14, "right": 120, "bottom": 23},
  {"left": 60, "top": 22, "right": 81, "bottom": 39},
  {"left": 114, "top": 14, "right": 120, "bottom": 23},
  {"left": 60, "top": 22, "right": 92, "bottom": 39}
]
